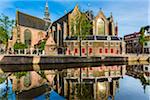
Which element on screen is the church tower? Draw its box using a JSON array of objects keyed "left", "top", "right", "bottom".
[{"left": 44, "top": 0, "right": 50, "bottom": 22}]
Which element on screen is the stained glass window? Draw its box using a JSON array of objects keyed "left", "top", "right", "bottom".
[{"left": 97, "top": 18, "right": 105, "bottom": 35}]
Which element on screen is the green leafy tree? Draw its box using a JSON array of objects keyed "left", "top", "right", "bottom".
[
  {"left": 70, "top": 12, "right": 92, "bottom": 56},
  {"left": 71, "top": 13, "right": 92, "bottom": 38},
  {"left": 0, "top": 27, "right": 8, "bottom": 44},
  {"left": 139, "top": 27, "right": 146, "bottom": 53},
  {"left": 13, "top": 42, "right": 27, "bottom": 50},
  {"left": 14, "top": 72, "right": 28, "bottom": 79},
  {"left": 0, "top": 14, "right": 15, "bottom": 51},
  {"left": 0, "top": 14, "right": 15, "bottom": 37}
]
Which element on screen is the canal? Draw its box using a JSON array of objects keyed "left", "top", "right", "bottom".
[{"left": 0, "top": 63, "right": 150, "bottom": 100}]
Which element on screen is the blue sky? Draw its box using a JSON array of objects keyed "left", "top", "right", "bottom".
[{"left": 0, "top": 0, "right": 149, "bottom": 36}]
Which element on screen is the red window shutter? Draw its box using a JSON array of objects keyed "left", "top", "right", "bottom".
[
  {"left": 75, "top": 48, "right": 78, "bottom": 53},
  {"left": 68, "top": 50, "right": 70, "bottom": 54},
  {"left": 89, "top": 48, "right": 92, "bottom": 54},
  {"left": 82, "top": 48, "right": 85, "bottom": 53},
  {"left": 99, "top": 48, "right": 102, "bottom": 53},
  {"left": 105, "top": 48, "right": 108, "bottom": 53},
  {"left": 116, "top": 50, "right": 119, "bottom": 54},
  {"left": 111, "top": 49, "right": 113, "bottom": 53},
  {"left": 90, "top": 67, "right": 93, "bottom": 70}
]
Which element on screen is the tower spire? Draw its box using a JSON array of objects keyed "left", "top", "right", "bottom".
[{"left": 44, "top": 0, "right": 50, "bottom": 21}]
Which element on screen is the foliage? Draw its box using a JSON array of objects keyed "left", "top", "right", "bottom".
[
  {"left": 76, "top": 84, "right": 94, "bottom": 100},
  {"left": 24, "top": 73, "right": 31, "bottom": 87},
  {"left": 0, "top": 27, "right": 8, "bottom": 44},
  {"left": 14, "top": 72, "right": 28, "bottom": 79},
  {"left": 139, "top": 75, "right": 150, "bottom": 85},
  {"left": 71, "top": 12, "right": 92, "bottom": 39},
  {"left": 0, "top": 77, "right": 6, "bottom": 84},
  {"left": 0, "top": 13, "right": 15, "bottom": 37},
  {"left": 39, "top": 40, "right": 46, "bottom": 50},
  {"left": 13, "top": 42, "right": 27, "bottom": 50},
  {"left": 35, "top": 40, "right": 46, "bottom": 50},
  {"left": 139, "top": 27, "right": 145, "bottom": 45}
]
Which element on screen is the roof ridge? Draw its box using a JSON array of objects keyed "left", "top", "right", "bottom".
[{"left": 17, "top": 10, "right": 46, "bottom": 22}]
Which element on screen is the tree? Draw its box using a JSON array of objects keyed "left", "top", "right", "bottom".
[
  {"left": 70, "top": 12, "right": 92, "bottom": 56},
  {"left": 0, "top": 14, "right": 15, "bottom": 51},
  {"left": 139, "top": 27, "right": 146, "bottom": 53},
  {"left": 0, "top": 14, "right": 15, "bottom": 37},
  {"left": 0, "top": 27, "right": 8, "bottom": 44},
  {"left": 13, "top": 42, "right": 27, "bottom": 50}
]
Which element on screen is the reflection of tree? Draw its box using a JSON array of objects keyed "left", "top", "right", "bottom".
[
  {"left": 98, "top": 82, "right": 107, "bottom": 100},
  {"left": 0, "top": 77, "right": 6, "bottom": 84},
  {"left": 76, "top": 83, "right": 94, "bottom": 100},
  {"left": 14, "top": 72, "right": 28, "bottom": 79},
  {"left": 139, "top": 75, "right": 150, "bottom": 85}
]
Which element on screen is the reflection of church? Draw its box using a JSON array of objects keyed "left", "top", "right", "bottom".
[{"left": 60, "top": 65, "right": 126, "bottom": 99}]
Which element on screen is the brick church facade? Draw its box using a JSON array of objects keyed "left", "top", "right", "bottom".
[
  {"left": 50, "top": 5, "right": 125, "bottom": 56},
  {"left": 8, "top": 1, "right": 125, "bottom": 56}
]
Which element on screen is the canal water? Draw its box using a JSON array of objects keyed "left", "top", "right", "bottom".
[{"left": 0, "top": 63, "right": 150, "bottom": 100}]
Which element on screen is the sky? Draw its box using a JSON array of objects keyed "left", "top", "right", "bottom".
[{"left": 0, "top": 0, "right": 149, "bottom": 37}]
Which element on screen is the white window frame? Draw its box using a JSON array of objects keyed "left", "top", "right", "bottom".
[
  {"left": 104, "top": 42, "right": 108, "bottom": 46},
  {"left": 88, "top": 42, "right": 93, "bottom": 46},
  {"left": 81, "top": 42, "right": 85, "bottom": 46},
  {"left": 110, "top": 42, "right": 114, "bottom": 46},
  {"left": 116, "top": 42, "right": 119, "bottom": 46},
  {"left": 74, "top": 42, "right": 78, "bottom": 46}
]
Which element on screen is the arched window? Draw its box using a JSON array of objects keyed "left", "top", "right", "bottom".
[
  {"left": 109, "top": 22, "right": 112, "bottom": 35},
  {"left": 97, "top": 18, "right": 105, "bottom": 35},
  {"left": 24, "top": 29, "right": 32, "bottom": 48}
]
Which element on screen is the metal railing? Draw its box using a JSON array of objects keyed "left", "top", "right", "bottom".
[{"left": 0, "top": 49, "right": 45, "bottom": 55}]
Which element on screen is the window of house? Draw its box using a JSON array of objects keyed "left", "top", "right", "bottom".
[
  {"left": 104, "top": 42, "right": 108, "bottom": 46},
  {"left": 67, "top": 42, "right": 70, "bottom": 45},
  {"left": 99, "top": 48, "right": 102, "bottom": 53},
  {"left": 145, "top": 42, "right": 148, "bottom": 46},
  {"left": 68, "top": 49, "right": 71, "bottom": 54},
  {"left": 89, "top": 48, "right": 92, "bottom": 54},
  {"left": 90, "top": 67, "right": 93, "bottom": 70},
  {"left": 116, "top": 42, "right": 119, "bottom": 46},
  {"left": 82, "top": 48, "right": 85, "bottom": 53},
  {"left": 74, "top": 48, "right": 78, "bottom": 53},
  {"left": 105, "top": 48, "right": 108, "bottom": 53},
  {"left": 116, "top": 49, "right": 119, "bottom": 54},
  {"left": 82, "top": 42, "right": 85, "bottom": 46},
  {"left": 110, "top": 42, "right": 114, "bottom": 46},
  {"left": 111, "top": 48, "right": 113, "bottom": 53},
  {"left": 74, "top": 42, "right": 78, "bottom": 46},
  {"left": 145, "top": 67, "right": 148, "bottom": 71},
  {"left": 88, "top": 42, "right": 93, "bottom": 46}
]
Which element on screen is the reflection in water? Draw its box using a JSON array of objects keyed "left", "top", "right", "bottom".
[
  {"left": 62, "top": 65, "right": 126, "bottom": 100},
  {"left": 0, "top": 64, "right": 150, "bottom": 100}
]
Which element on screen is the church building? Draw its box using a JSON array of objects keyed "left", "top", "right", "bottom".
[
  {"left": 8, "top": 1, "right": 125, "bottom": 56},
  {"left": 8, "top": 0, "right": 57, "bottom": 55},
  {"left": 50, "top": 5, "right": 125, "bottom": 56}
]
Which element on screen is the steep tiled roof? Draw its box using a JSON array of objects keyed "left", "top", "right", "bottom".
[{"left": 17, "top": 11, "right": 50, "bottom": 31}]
